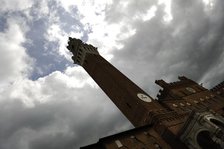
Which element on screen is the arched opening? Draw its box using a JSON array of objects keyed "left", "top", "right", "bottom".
[
  {"left": 197, "top": 131, "right": 222, "bottom": 149},
  {"left": 210, "top": 118, "right": 224, "bottom": 132}
]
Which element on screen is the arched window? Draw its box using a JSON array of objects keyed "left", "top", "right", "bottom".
[
  {"left": 210, "top": 118, "right": 224, "bottom": 132},
  {"left": 197, "top": 131, "right": 222, "bottom": 149}
]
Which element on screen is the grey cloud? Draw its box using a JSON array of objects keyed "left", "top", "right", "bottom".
[
  {"left": 107, "top": 0, "right": 224, "bottom": 97},
  {"left": 0, "top": 70, "right": 131, "bottom": 149},
  {"left": 0, "top": 91, "right": 130, "bottom": 149},
  {"left": 1, "top": 0, "right": 224, "bottom": 149},
  {"left": 105, "top": 0, "right": 157, "bottom": 23},
  {"left": 0, "top": 1, "right": 134, "bottom": 149}
]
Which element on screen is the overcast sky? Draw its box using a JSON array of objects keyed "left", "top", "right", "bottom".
[{"left": 0, "top": 0, "right": 224, "bottom": 148}]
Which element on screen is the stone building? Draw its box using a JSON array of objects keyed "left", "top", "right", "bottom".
[{"left": 67, "top": 37, "right": 224, "bottom": 149}]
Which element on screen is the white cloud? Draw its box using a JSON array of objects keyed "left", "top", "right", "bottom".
[
  {"left": 202, "top": 0, "right": 215, "bottom": 7},
  {"left": 1, "top": 65, "right": 98, "bottom": 107},
  {"left": 58, "top": 0, "right": 113, "bottom": 14},
  {"left": 56, "top": 0, "right": 135, "bottom": 61},
  {"left": 45, "top": 24, "right": 83, "bottom": 61},
  {"left": 158, "top": 0, "right": 173, "bottom": 22},
  {"left": 0, "top": 18, "right": 32, "bottom": 86},
  {"left": 0, "top": 64, "right": 131, "bottom": 148},
  {"left": 142, "top": 5, "right": 157, "bottom": 21},
  {"left": 0, "top": 0, "right": 33, "bottom": 12}
]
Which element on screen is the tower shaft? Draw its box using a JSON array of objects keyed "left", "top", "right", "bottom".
[
  {"left": 67, "top": 37, "right": 164, "bottom": 127},
  {"left": 83, "top": 54, "right": 164, "bottom": 126}
]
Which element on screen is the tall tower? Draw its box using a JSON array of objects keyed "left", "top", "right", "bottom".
[
  {"left": 67, "top": 37, "right": 165, "bottom": 127},
  {"left": 67, "top": 37, "right": 224, "bottom": 149}
]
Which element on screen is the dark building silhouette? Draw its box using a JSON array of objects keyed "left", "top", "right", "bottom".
[{"left": 67, "top": 37, "right": 224, "bottom": 149}]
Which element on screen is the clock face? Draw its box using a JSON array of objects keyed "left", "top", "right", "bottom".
[{"left": 137, "top": 93, "right": 152, "bottom": 102}]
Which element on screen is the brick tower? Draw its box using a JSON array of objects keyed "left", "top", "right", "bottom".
[{"left": 67, "top": 37, "right": 224, "bottom": 149}]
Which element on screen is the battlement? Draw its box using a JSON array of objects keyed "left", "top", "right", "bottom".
[
  {"left": 155, "top": 76, "right": 206, "bottom": 100},
  {"left": 211, "top": 81, "right": 224, "bottom": 97},
  {"left": 67, "top": 37, "right": 99, "bottom": 66}
]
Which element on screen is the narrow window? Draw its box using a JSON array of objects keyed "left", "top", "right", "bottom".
[
  {"left": 115, "top": 140, "right": 123, "bottom": 148},
  {"left": 126, "top": 103, "right": 132, "bottom": 109}
]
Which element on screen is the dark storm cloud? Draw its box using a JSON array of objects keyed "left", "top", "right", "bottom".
[{"left": 107, "top": 0, "right": 224, "bottom": 97}]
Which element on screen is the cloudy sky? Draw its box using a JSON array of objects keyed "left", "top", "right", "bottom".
[{"left": 0, "top": 0, "right": 224, "bottom": 148}]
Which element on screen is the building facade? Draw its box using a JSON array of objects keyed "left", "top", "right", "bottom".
[{"left": 67, "top": 37, "right": 224, "bottom": 149}]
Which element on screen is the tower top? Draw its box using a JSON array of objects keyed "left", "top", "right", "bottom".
[{"left": 67, "top": 37, "right": 99, "bottom": 66}]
